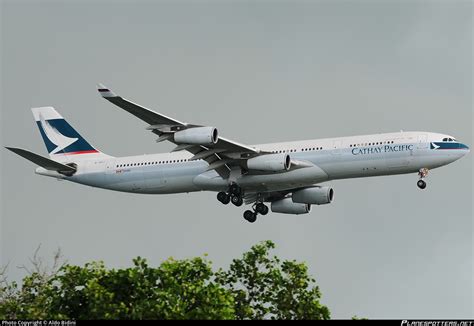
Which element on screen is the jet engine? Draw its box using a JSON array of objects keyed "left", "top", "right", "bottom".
[
  {"left": 174, "top": 127, "right": 219, "bottom": 146},
  {"left": 292, "top": 186, "right": 334, "bottom": 205},
  {"left": 246, "top": 153, "right": 291, "bottom": 172},
  {"left": 271, "top": 198, "right": 311, "bottom": 214}
]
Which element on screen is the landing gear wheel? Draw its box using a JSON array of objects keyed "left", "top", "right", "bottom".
[
  {"left": 217, "top": 192, "right": 230, "bottom": 204},
  {"left": 417, "top": 179, "right": 427, "bottom": 190},
  {"left": 231, "top": 195, "right": 243, "bottom": 207},
  {"left": 229, "top": 183, "right": 242, "bottom": 196},
  {"left": 243, "top": 210, "right": 257, "bottom": 223},
  {"left": 255, "top": 203, "right": 269, "bottom": 215}
]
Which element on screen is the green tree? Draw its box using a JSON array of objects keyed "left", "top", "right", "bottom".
[
  {"left": 216, "top": 241, "right": 330, "bottom": 320},
  {"left": 0, "top": 241, "right": 330, "bottom": 320}
]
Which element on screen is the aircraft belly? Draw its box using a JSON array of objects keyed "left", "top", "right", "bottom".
[
  {"left": 237, "top": 166, "right": 329, "bottom": 192},
  {"left": 105, "top": 170, "right": 145, "bottom": 192},
  {"left": 149, "top": 165, "right": 203, "bottom": 194}
]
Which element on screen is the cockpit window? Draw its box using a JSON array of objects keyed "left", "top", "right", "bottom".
[{"left": 442, "top": 137, "right": 457, "bottom": 142}]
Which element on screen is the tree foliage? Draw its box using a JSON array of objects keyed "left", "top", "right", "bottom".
[
  {"left": 215, "top": 241, "right": 330, "bottom": 320},
  {"left": 0, "top": 241, "right": 330, "bottom": 320}
]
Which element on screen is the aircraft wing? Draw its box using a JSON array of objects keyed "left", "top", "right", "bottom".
[{"left": 98, "top": 84, "right": 261, "bottom": 178}]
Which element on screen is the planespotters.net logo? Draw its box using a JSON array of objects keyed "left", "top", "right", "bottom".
[{"left": 402, "top": 321, "right": 473, "bottom": 326}]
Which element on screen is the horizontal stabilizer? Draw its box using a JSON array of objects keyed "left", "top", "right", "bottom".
[
  {"left": 97, "top": 83, "right": 117, "bottom": 98},
  {"left": 5, "top": 147, "right": 76, "bottom": 175}
]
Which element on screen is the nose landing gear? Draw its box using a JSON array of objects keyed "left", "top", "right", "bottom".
[
  {"left": 417, "top": 168, "right": 429, "bottom": 190},
  {"left": 417, "top": 179, "right": 427, "bottom": 189}
]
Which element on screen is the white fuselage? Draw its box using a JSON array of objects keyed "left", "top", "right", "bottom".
[{"left": 36, "top": 131, "right": 469, "bottom": 195}]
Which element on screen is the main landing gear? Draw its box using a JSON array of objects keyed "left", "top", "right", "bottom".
[
  {"left": 217, "top": 183, "right": 243, "bottom": 207},
  {"left": 217, "top": 184, "right": 269, "bottom": 223},
  {"left": 417, "top": 168, "right": 429, "bottom": 190},
  {"left": 243, "top": 202, "right": 269, "bottom": 223}
]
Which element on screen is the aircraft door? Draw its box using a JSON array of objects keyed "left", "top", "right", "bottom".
[
  {"left": 105, "top": 160, "right": 115, "bottom": 180},
  {"left": 104, "top": 159, "right": 125, "bottom": 186},
  {"left": 332, "top": 140, "right": 342, "bottom": 155},
  {"left": 417, "top": 134, "right": 429, "bottom": 149}
]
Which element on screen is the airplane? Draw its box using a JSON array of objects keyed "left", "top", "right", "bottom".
[{"left": 5, "top": 84, "right": 470, "bottom": 223}]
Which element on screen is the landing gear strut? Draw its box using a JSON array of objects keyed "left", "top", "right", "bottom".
[
  {"left": 417, "top": 168, "right": 429, "bottom": 190},
  {"left": 229, "top": 183, "right": 242, "bottom": 197}
]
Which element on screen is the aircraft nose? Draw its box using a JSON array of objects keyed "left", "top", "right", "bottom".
[{"left": 460, "top": 143, "right": 470, "bottom": 154}]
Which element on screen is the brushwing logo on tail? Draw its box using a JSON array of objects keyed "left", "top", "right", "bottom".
[{"left": 39, "top": 114, "right": 78, "bottom": 154}]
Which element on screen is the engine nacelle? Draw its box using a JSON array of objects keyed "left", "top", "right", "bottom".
[
  {"left": 174, "top": 127, "right": 219, "bottom": 146},
  {"left": 246, "top": 153, "right": 291, "bottom": 172},
  {"left": 271, "top": 198, "right": 311, "bottom": 215},
  {"left": 292, "top": 186, "right": 334, "bottom": 205}
]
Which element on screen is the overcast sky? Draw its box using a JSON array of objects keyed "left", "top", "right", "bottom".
[{"left": 1, "top": 0, "right": 472, "bottom": 319}]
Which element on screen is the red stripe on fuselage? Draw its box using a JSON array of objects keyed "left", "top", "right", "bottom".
[{"left": 57, "top": 150, "right": 99, "bottom": 155}]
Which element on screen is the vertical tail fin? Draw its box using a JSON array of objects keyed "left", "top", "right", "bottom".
[{"left": 32, "top": 107, "right": 111, "bottom": 161}]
